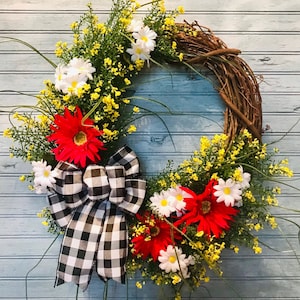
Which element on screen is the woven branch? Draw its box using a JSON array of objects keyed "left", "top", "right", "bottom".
[{"left": 176, "top": 21, "right": 262, "bottom": 141}]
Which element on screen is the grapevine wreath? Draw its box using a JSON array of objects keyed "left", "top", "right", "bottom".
[{"left": 3, "top": 0, "right": 294, "bottom": 299}]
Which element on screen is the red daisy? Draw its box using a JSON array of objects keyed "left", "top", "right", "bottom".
[
  {"left": 131, "top": 213, "right": 182, "bottom": 261},
  {"left": 47, "top": 107, "right": 106, "bottom": 168},
  {"left": 174, "top": 179, "right": 239, "bottom": 238}
]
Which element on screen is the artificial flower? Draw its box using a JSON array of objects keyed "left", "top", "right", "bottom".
[
  {"left": 213, "top": 178, "right": 242, "bottom": 207},
  {"left": 150, "top": 189, "right": 176, "bottom": 217},
  {"left": 165, "top": 186, "right": 188, "bottom": 214},
  {"left": 127, "top": 19, "right": 144, "bottom": 32},
  {"left": 47, "top": 106, "right": 106, "bottom": 168},
  {"left": 132, "top": 26, "right": 157, "bottom": 52},
  {"left": 131, "top": 214, "right": 181, "bottom": 261},
  {"left": 54, "top": 58, "right": 95, "bottom": 94},
  {"left": 126, "top": 40, "right": 151, "bottom": 62},
  {"left": 237, "top": 166, "right": 251, "bottom": 189},
  {"left": 175, "top": 180, "right": 239, "bottom": 238},
  {"left": 67, "top": 57, "right": 96, "bottom": 80},
  {"left": 32, "top": 160, "right": 57, "bottom": 194},
  {"left": 54, "top": 64, "right": 68, "bottom": 90},
  {"left": 158, "top": 245, "right": 192, "bottom": 276},
  {"left": 60, "top": 74, "right": 87, "bottom": 96}
]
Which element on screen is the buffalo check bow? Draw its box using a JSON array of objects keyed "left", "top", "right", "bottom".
[{"left": 47, "top": 146, "right": 146, "bottom": 291}]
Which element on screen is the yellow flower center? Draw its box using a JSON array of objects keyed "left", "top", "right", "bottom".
[
  {"left": 168, "top": 255, "right": 177, "bottom": 263},
  {"left": 74, "top": 131, "right": 87, "bottom": 145},
  {"left": 141, "top": 36, "right": 148, "bottom": 42},
  {"left": 223, "top": 187, "right": 231, "bottom": 195},
  {"left": 160, "top": 198, "right": 168, "bottom": 206},
  {"left": 71, "top": 81, "right": 78, "bottom": 88},
  {"left": 176, "top": 194, "right": 183, "bottom": 201},
  {"left": 43, "top": 170, "right": 50, "bottom": 177},
  {"left": 201, "top": 200, "right": 211, "bottom": 214},
  {"left": 136, "top": 47, "right": 142, "bottom": 55}
]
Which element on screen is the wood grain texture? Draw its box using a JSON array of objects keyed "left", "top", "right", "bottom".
[{"left": 0, "top": 0, "right": 300, "bottom": 299}]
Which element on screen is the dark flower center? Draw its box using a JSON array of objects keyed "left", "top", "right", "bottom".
[
  {"left": 150, "top": 226, "right": 160, "bottom": 237},
  {"left": 74, "top": 131, "right": 87, "bottom": 146},
  {"left": 201, "top": 200, "right": 211, "bottom": 214}
]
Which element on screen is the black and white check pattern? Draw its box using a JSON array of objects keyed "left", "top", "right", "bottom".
[{"left": 48, "top": 146, "right": 146, "bottom": 291}]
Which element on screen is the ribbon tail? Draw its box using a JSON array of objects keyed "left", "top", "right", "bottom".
[
  {"left": 55, "top": 200, "right": 106, "bottom": 291},
  {"left": 97, "top": 201, "right": 127, "bottom": 283}
]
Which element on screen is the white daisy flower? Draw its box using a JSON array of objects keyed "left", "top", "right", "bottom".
[
  {"left": 54, "top": 64, "right": 68, "bottom": 91},
  {"left": 132, "top": 26, "right": 157, "bottom": 52},
  {"left": 213, "top": 178, "right": 242, "bottom": 207},
  {"left": 60, "top": 73, "right": 87, "bottom": 95},
  {"left": 67, "top": 57, "right": 96, "bottom": 80},
  {"left": 166, "top": 186, "right": 188, "bottom": 213},
  {"left": 238, "top": 166, "right": 251, "bottom": 189},
  {"left": 158, "top": 245, "right": 191, "bottom": 274},
  {"left": 127, "top": 19, "right": 144, "bottom": 32},
  {"left": 126, "top": 40, "right": 151, "bottom": 62},
  {"left": 32, "top": 160, "right": 57, "bottom": 194},
  {"left": 150, "top": 190, "right": 176, "bottom": 217}
]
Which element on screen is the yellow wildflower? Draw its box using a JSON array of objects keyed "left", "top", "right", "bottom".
[
  {"left": 127, "top": 124, "right": 136, "bottom": 134},
  {"left": 70, "top": 21, "right": 78, "bottom": 29},
  {"left": 19, "top": 175, "right": 26, "bottom": 182},
  {"left": 177, "top": 6, "right": 185, "bottom": 14},
  {"left": 254, "top": 223, "right": 262, "bottom": 231},
  {"left": 124, "top": 78, "right": 131, "bottom": 85},
  {"left": 178, "top": 53, "right": 184, "bottom": 61},
  {"left": 42, "top": 221, "right": 49, "bottom": 227},
  {"left": 3, "top": 128, "right": 12, "bottom": 138},
  {"left": 97, "top": 23, "right": 106, "bottom": 34},
  {"left": 172, "top": 274, "right": 181, "bottom": 285},
  {"left": 91, "top": 92, "right": 100, "bottom": 100}
]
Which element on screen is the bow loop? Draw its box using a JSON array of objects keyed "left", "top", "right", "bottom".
[{"left": 52, "top": 161, "right": 88, "bottom": 208}]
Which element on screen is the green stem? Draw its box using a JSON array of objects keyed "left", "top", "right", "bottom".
[
  {"left": 0, "top": 36, "right": 57, "bottom": 68},
  {"left": 25, "top": 234, "right": 60, "bottom": 299}
]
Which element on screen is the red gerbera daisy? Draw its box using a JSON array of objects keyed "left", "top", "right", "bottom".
[
  {"left": 131, "top": 213, "right": 182, "bottom": 261},
  {"left": 174, "top": 179, "right": 239, "bottom": 238},
  {"left": 47, "top": 107, "right": 106, "bottom": 168}
]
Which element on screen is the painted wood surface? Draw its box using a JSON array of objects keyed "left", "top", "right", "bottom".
[{"left": 1, "top": 0, "right": 300, "bottom": 299}]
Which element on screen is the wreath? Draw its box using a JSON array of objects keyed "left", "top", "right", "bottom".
[{"left": 3, "top": 1, "right": 294, "bottom": 299}]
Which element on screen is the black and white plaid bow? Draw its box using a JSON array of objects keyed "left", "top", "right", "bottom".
[{"left": 47, "top": 146, "right": 146, "bottom": 291}]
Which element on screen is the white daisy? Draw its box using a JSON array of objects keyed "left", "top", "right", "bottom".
[
  {"left": 126, "top": 40, "right": 151, "bottom": 62},
  {"left": 238, "top": 166, "right": 251, "bottom": 189},
  {"left": 213, "top": 178, "right": 242, "bottom": 207},
  {"left": 149, "top": 190, "right": 176, "bottom": 217},
  {"left": 166, "top": 186, "right": 188, "bottom": 214},
  {"left": 60, "top": 73, "right": 87, "bottom": 95},
  {"left": 127, "top": 19, "right": 144, "bottom": 32},
  {"left": 54, "top": 64, "right": 68, "bottom": 91},
  {"left": 67, "top": 57, "right": 96, "bottom": 80},
  {"left": 158, "top": 245, "right": 191, "bottom": 274},
  {"left": 32, "top": 160, "right": 57, "bottom": 194},
  {"left": 132, "top": 26, "right": 157, "bottom": 52}
]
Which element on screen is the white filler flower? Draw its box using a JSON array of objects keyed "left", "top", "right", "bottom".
[
  {"left": 150, "top": 190, "right": 176, "bottom": 217},
  {"left": 214, "top": 178, "right": 242, "bottom": 207},
  {"left": 158, "top": 245, "right": 192, "bottom": 276},
  {"left": 32, "top": 160, "right": 57, "bottom": 194}
]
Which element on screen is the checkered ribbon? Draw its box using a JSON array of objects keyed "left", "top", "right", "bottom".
[{"left": 47, "top": 146, "right": 146, "bottom": 291}]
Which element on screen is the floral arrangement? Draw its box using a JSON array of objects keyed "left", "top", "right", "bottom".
[
  {"left": 2, "top": 0, "right": 295, "bottom": 299},
  {"left": 127, "top": 130, "right": 293, "bottom": 298}
]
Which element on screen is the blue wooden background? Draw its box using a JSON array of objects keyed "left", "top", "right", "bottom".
[{"left": 1, "top": 0, "right": 300, "bottom": 299}]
